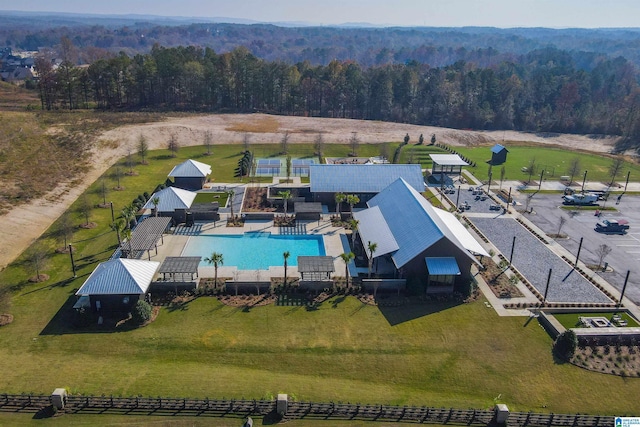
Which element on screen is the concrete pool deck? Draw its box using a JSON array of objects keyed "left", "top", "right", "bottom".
[{"left": 149, "top": 216, "right": 349, "bottom": 283}]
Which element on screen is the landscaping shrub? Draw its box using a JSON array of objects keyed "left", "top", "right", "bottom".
[
  {"left": 553, "top": 330, "right": 578, "bottom": 361},
  {"left": 132, "top": 300, "right": 152, "bottom": 325}
]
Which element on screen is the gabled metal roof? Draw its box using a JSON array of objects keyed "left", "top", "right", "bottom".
[
  {"left": 365, "top": 178, "right": 484, "bottom": 268},
  {"left": 76, "top": 259, "right": 160, "bottom": 296},
  {"left": 309, "top": 164, "right": 424, "bottom": 193},
  {"left": 353, "top": 206, "right": 399, "bottom": 258},
  {"left": 143, "top": 187, "right": 196, "bottom": 211},
  {"left": 429, "top": 154, "right": 469, "bottom": 166},
  {"left": 168, "top": 159, "right": 212, "bottom": 178},
  {"left": 491, "top": 144, "right": 508, "bottom": 153},
  {"left": 425, "top": 257, "right": 461, "bottom": 275}
]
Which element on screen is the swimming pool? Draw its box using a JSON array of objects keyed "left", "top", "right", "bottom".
[{"left": 181, "top": 233, "right": 326, "bottom": 270}]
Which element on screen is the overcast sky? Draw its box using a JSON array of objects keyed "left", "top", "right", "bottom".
[{"left": 1, "top": 0, "right": 638, "bottom": 28}]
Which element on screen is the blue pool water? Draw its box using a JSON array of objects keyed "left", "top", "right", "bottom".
[{"left": 182, "top": 233, "right": 326, "bottom": 270}]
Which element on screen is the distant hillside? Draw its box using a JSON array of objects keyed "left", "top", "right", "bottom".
[{"left": 2, "top": 12, "right": 640, "bottom": 67}]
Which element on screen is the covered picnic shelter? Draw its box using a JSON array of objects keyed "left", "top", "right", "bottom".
[
  {"left": 74, "top": 258, "right": 160, "bottom": 312},
  {"left": 429, "top": 154, "right": 468, "bottom": 176},
  {"left": 121, "top": 217, "right": 172, "bottom": 260},
  {"left": 298, "top": 256, "right": 335, "bottom": 281},
  {"left": 158, "top": 256, "right": 201, "bottom": 281}
]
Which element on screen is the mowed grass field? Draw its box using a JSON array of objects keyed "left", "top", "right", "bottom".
[
  {"left": 453, "top": 142, "right": 640, "bottom": 184},
  {"left": 0, "top": 142, "right": 639, "bottom": 418}
]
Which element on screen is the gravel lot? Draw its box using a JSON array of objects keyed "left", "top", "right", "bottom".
[
  {"left": 513, "top": 193, "right": 640, "bottom": 304},
  {"left": 471, "top": 216, "right": 611, "bottom": 303}
]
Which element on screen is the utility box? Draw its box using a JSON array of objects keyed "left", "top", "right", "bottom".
[
  {"left": 494, "top": 403, "right": 510, "bottom": 424},
  {"left": 51, "top": 388, "right": 67, "bottom": 410},
  {"left": 276, "top": 394, "right": 288, "bottom": 415}
]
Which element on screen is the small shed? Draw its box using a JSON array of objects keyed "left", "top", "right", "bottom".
[
  {"left": 75, "top": 258, "right": 160, "bottom": 312},
  {"left": 168, "top": 159, "right": 212, "bottom": 190},
  {"left": 490, "top": 144, "right": 509, "bottom": 165}
]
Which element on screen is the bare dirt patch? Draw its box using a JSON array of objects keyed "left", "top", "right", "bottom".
[
  {"left": 0, "top": 313, "right": 14, "bottom": 326},
  {"left": 0, "top": 113, "right": 622, "bottom": 270}
]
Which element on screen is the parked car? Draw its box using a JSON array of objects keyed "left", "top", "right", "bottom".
[{"left": 595, "top": 219, "right": 629, "bottom": 233}]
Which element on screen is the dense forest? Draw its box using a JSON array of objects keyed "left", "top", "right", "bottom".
[
  {"left": 35, "top": 43, "right": 640, "bottom": 151},
  {"left": 3, "top": 13, "right": 640, "bottom": 67}
]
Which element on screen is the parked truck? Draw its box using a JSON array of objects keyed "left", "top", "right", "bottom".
[
  {"left": 595, "top": 219, "right": 629, "bottom": 233},
  {"left": 562, "top": 193, "right": 598, "bottom": 206}
]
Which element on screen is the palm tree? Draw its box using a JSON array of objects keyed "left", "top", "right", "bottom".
[
  {"left": 226, "top": 189, "right": 236, "bottom": 224},
  {"left": 110, "top": 219, "right": 125, "bottom": 250},
  {"left": 204, "top": 252, "right": 224, "bottom": 287},
  {"left": 121, "top": 203, "right": 137, "bottom": 229},
  {"left": 340, "top": 252, "right": 355, "bottom": 288},
  {"left": 367, "top": 241, "right": 378, "bottom": 279},
  {"left": 346, "top": 194, "right": 360, "bottom": 216},
  {"left": 283, "top": 251, "right": 290, "bottom": 285},
  {"left": 335, "top": 192, "right": 346, "bottom": 215},
  {"left": 122, "top": 227, "right": 133, "bottom": 258},
  {"left": 151, "top": 196, "right": 160, "bottom": 217},
  {"left": 278, "top": 190, "right": 292, "bottom": 215},
  {"left": 348, "top": 218, "right": 359, "bottom": 247}
]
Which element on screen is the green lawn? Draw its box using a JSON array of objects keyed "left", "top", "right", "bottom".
[
  {"left": 554, "top": 312, "right": 639, "bottom": 329},
  {"left": 193, "top": 192, "right": 228, "bottom": 206},
  {"left": 453, "top": 143, "right": 640, "bottom": 184},
  {"left": 1, "top": 142, "right": 640, "bottom": 417}
]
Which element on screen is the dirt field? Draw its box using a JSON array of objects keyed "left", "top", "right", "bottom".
[{"left": 0, "top": 113, "right": 620, "bottom": 270}]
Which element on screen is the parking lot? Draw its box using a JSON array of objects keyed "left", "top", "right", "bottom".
[
  {"left": 446, "top": 185, "right": 503, "bottom": 213},
  {"left": 512, "top": 191, "right": 640, "bottom": 304}
]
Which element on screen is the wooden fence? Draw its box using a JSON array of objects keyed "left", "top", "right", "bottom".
[{"left": 0, "top": 393, "right": 616, "bottom": 426}]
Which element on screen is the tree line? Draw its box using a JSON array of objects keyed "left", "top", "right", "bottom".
[{"left": 36, "top": 44, "right": 640, "bottom": 151}]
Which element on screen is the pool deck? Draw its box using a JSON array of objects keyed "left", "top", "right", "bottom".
[{"left": 150, "top": 217, "right": 349, "bottom": 282}]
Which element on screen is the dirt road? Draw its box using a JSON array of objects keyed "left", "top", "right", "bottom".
[{"left": 0, "top": 113, "right": 619, "bottom": 270}]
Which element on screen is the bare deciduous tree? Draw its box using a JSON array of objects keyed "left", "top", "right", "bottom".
[
  {"left": 596, "top": 244, "right": 612, "bottom": 270},
  {"left": 168, "top": 134, "right": 179, "bottom": 157},
  {"left": 25, "top": 243, "right": 48, "bottom": 282},
  {"left": 349, "top": 132, "right": 359, "bottom": 156},
  {"left": 568, "top": 157, "right": 580, "bottom": 185},
  {"left": 556, "top": 215, "right": 567, "bottom": 237},
  {"left": 526, "top": 158, "right": 537, "bottom": 184},
  {"left": 204, "top": 130, "right": 213, "bottom": 156},
  {"left": 280, "top": 131, "right": 289, "bottom": 154},
  {"left": 608, "top": 157, "right": 624, "bottom": 188}
]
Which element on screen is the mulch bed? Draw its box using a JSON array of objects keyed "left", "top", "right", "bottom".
[
  {"left": 242, "top": 187, "right": 276, "bottom": 212},
  {"left": 218, "top": 294, "right": 276, "bottom": 307},
  {"left": 572, "top": 345, "right": 640, "bottom": 377},
  {"left": 28, "top": 274, "right": 49, "bottom": 283},
  {"left": 79, "top": 222, "right": 98, "bottom": 229},
  {"left": 480, "top": 258, "right": 524, "bottom": 298}
]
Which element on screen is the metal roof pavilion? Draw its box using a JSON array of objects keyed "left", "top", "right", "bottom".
[
  {"left": 297, "top": 256, "right": 335, "bottom": 273},
  {"left": 429, "top": 154, "right": 469, "bottom": 166},
  {"left": 159, "top": 256, "right": 201, "bottom": 281},
  {"left": 309, "top": 164, "right": 424, "bottom": 193},
  {"left": 76, "top": 258, "right": 160, "bottom": 296},
  {"left": 168, "top": 159, "right": 212, "bottom": 178},
  {"left": 143, "top": 187, "right": 196, "bottom": 211}
]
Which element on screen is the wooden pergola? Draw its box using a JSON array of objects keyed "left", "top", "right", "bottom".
[
  {"left": 121, "top": 217, "right": 172, "bottom": 260},
  {"left": 158, "top": 256, "right": 201, "bottom": 281}
]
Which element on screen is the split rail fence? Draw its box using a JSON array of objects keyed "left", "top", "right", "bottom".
[{"left": 0, "top": 393, "right": 616, "bottom": 426}]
